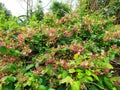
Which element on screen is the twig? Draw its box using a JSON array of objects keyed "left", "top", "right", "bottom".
[{"left": 89, "top": 82, "right": 107, "bottom": 90}]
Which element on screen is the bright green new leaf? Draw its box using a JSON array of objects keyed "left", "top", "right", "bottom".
[
  {"left": 74, "top": 53, "right": 79, "bottom": 60},
  {"left": 71, "top": 81, "right": 80, "bottom": 90},
  {"left": 87, "top": 77, "right": 93, "bottom": 82},
  {"left": 0, "top": 84, "right": 2, "bottom": 90},
  {"left": 85, "top": 70, "right": 92, "bottom": 76},
  {"left": 58, "top": 70, "right": 68, "bottom": 79},
  {"left": 77, "top": 73, "right": 84, "bottom": 79},
  {"left": 103, "top": 63, "right": 113, "bottom": 69},
  {"left": 69, "top": 69, "right": 76, "bottom": 73},
  {"left": 48, "top": 88, "right": 55, "bottom": 90},
  {"left": 38, "top": 85, "right": 47, "bottom": 90},
  {"left": 60, "top": 76, "right": 73, "bottom": 85},
  {"left": 91, "top": 74, "right": 99, "bottom": 81}
]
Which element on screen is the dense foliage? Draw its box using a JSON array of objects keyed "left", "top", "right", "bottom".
[
  {"left": 50, "top": 1, "right": 71, "bottom": 18},
  {"left": 0, "top": 2, "right": 11, "bottom": 19},
  {"left": 0, "top": 0, "right": 120, "bottom": 90}
]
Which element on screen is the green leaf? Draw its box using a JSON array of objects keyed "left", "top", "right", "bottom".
[
  {"left": 85, "top": 70, "right": 92, "bottom": 76},
  {"left": 0, "top": 84, "right": 2, "bottom": 90},
  {"left": 91, "top": 74, "right": 99, "bottom": 81},
  {"left": 48, "top": 88, "right": 55, "bottom": 90},
  {"left": 97, "top": 77, "right": 105, "bottom": 89},
  {"left": 0, "top": 46, "right": 21, "bottom": 56},
  {"left": 104, "top": 57, "right": 109, "bottom": 63},
  {"left": 86, "top": 76, "right": 93, "bottom": 82},
  {"left": 38, "top": 85, "right": 47, "bottom": 90},
  {"left": 110, "top": 77, "right": 120, "bottom": 83},
  {"left": 112, "top": 87, "right": 117, "bottom": 90},
  {"left": 110, "top": 54, "right": 115, "bottom": 61},
  {"left": 71, "top": 81, "right": 80, "bottom": 90},
  {"left": 74, "top": 53, "right": 79, "bottom": 60},
  {"left": 25, "top": 64, "right": 34, "bottom": 72},
  {"left": 58, "top": 70, "right": 68, "bottom": 78},
  {"left": 2, "top": 75, "right": 16, "bottom": 84},
  {"left": 10, "top": 48, "right": 21, "bottom": 56},
  {"left": 77, "top": 72, "right": 84, "bottom": 79},
  {"left": 104, "top": 77, "right": 114, "bottom": 90},
  {"left": 1, "top": 63, "right": 18, "bottom": 73},
  {"left": 69, "top": 69, "right": 76, "bottom": 73},
  {"left": 0, "top": 46, "right": 9, "bottom": 55},
  {"left": 89, "top": 85, "right": 99, "bottom": 90},
  {"left": 103, "top": 63, "right": 113, "bottom": 69},
  {"left": 60, "top": 76, "right": 73, "bottom": 85}
]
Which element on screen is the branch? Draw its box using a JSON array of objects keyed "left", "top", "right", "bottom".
[{"left": 89, "top": 82, "right": 107, "bottom": 90}]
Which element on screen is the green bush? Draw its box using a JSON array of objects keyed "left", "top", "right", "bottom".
[
  {"left": 0, "top": 3, "right": 120, "bottom": 90},
  {"left": 50, "top": 1, "right": 71, "bottom": 18}
]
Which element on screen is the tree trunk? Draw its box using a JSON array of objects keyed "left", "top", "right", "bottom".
[
  {"left": 89, "top": 0, "right": 98, "bottom": 11},
  {"left": 114, "top": 9, "right": 120, "bottom": 24}
]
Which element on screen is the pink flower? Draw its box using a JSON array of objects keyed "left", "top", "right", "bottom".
[
  {"left": 112, "top": 44, "right": 118, "bottom": 50},
  {"left": 17, "top": 34, "right": 24, "bottom": 41},
  {"left": 48, "top": 29, "right": 56, "bottom": 36},
  {"left": 33, "top": 70, "right": 39, "bottom": 74},
  {"left": 0, "top": 41, "right": 5, "bottom": 46},
  {"left": 113, "top": 32, "right": 120, "bottom": 38},
  {"left": 28, "top": 49, "right": 32, "bottom": 53},
  {"left": 23, "top": 52, "right": 28, "bottom": 57}
]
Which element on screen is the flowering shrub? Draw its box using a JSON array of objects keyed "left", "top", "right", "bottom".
[{"left": 0, "top": 12, "right": 120, "bottom": 90}]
